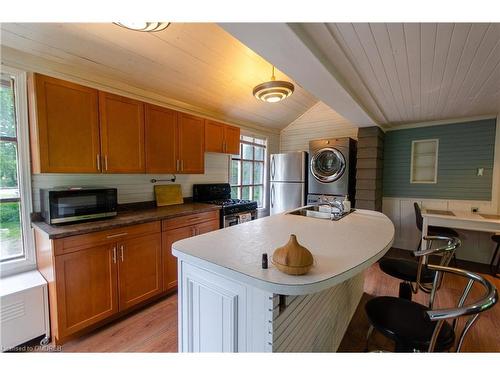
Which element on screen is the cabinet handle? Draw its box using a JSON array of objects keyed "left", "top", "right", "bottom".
[
  {"left": 176, "top": 160, "right": 180, "bottom": 172},
  {"left": 106, "top": 232, "right": 128, "bottom": 239},
  {"left": 104, "top": 155, "right": 108, "bottom": 171},
  {"left": 192, "top": 227, "right": 196, "bottom": 236},
  {"left": 181, "top": 160, "right": 184, "bottom": 171},
  {"left": 112, "top": 247, "right": 117, "bottom": 263},
  {"left": 96, "top": 154, "right": 101, "bottom": 171},
  {"left": 187, "top": 216, "right": 200, "bottom": 221},
  {"left": 120, "top": 245, "right": 124, "bottom": 262}
]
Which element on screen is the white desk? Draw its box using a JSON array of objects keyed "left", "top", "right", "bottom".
[{"left": 421, "top": 209, "right": 500, "bottom": 250}]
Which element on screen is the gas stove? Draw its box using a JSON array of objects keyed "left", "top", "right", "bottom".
[{"left": 193, "top": 184, "right": 258, "bottom": 227}]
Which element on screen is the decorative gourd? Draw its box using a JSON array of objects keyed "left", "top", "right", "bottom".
[{"left": 272, "top": 234, "right": 313, "bottom": 275}]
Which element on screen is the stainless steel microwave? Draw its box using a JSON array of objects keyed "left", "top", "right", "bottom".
[{"left": 40, "top": 187, "right": 117, "bottom": 225}]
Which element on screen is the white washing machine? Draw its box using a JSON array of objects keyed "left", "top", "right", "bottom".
[{"left": 307, "top": 137, "right": 356, "bottom": 203}]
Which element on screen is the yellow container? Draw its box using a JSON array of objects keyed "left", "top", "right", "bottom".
[{"left": 154, "top": 184, "right": 183, "bottom": 206}]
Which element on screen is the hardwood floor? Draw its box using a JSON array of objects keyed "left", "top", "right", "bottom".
[{"left": 33, "top": 249, "right": 499, "bottom": 353}]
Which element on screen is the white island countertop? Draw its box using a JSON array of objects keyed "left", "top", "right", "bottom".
[{"left": 172, "top": 209, "right": 395, "bottom": 295}]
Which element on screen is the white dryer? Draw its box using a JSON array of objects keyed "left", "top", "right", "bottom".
[{"left": 307, "top": 137, "right": 356, "bottom": 203}]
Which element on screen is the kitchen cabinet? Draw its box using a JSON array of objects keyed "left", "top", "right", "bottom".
[
  {"left": 54, "top": 244, "right": 118, "bottom": 338},
  {"left": 162, "top": 211, "right": 220, "bottom": 292},
  {"left": 29, "top": 73, "right": 100, "bottom": 173},
  {"left": 99, "top": 92, "right": 145, "bottom": 173},
  {"left": 178, "top": 113, "right": 205, "bottom": 174},
  {"left": 145, "top": 104, "right": 178, "bottom": 173},
  {"left": 118, "top": 233, "right": 162, "bottom": 310},
  {"left": 205, "top": 120, "right": 240, "bottom": 154}
]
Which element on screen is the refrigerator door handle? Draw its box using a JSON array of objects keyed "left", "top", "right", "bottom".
[
  {"left": 271, "top": 156, "right": 275, "bottom": 180},
  {"left": 271, "top": 184, "right": 275, "bottom": 208}
]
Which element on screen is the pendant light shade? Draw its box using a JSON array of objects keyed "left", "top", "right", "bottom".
[
  {"left": 253, "top": 66, "right": 294, "bottom": 103},
  {"left": 114, "top": 22, "right": 170, "bottom": 32}
]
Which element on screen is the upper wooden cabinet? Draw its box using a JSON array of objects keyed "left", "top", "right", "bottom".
[
  {"left": 99, "top": 92, "right": 145, "bottom": 173},
  {"left": 205, "top": 120, "right": 240, "bottom": 154},
  {"left": 145, "top": 104, "right": 178, "bottom": 174},
  {"left": 178, "top": 113, "right": 205, "bottom": 174},
  {"left": 29, "top": 74, "right": 101, "bottom": 173}
]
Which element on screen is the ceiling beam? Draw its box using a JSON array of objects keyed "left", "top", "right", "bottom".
[{"left": 220, "top": 23, "right": 378, "bottom": 127}]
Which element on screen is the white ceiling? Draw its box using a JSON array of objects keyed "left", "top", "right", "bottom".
[
  {"left": 0, "top": 23, "right": 318, "bottom": 130},
  {"left": 303, "top": 23, "right": 500, "bottom": 126}
]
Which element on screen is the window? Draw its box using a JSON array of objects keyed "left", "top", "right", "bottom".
[
  {"left": 0, "top": 66, "right": 34, "bottom": 276},
  {"left": 410, "top": 139, "right": 439, "bottom": 184},
  {"left": 230, "top": 135, "right": 266, "bottom": 208}
]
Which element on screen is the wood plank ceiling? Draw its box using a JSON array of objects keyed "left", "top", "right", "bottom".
[
  {"left": 0, "top": 23, "right": 318, "bottom": 130},
  {"left": 296, "top": 23, "right": 500, "bottom": 127}
]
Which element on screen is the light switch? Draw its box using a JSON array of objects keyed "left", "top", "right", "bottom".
[{"left": 477, "top": 168, "right": 484, "bottom": 176}]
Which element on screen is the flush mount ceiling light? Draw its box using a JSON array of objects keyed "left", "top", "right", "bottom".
[
  {"left": 114, "top": 22, "right": 170, "bottom": 32},
  {"left": 253, "top": 66, "right": 294, "bottom": 103}
]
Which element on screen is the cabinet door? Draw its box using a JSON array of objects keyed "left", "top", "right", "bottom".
[
  {"left": 195, "top": 219, "right": 220, "bottom": 235},
  {"left": 162, "top": 226, "right": 194, "bottom": 292},
  {"left": 145, "top": 104, "right": 178, "bottom": 173},
  {"left": 205, "top": 120, "right": 225, "bottom": 153},
  {"left": 32, "top": 74, "right": 100, "bottom": 173},
  {"left": 118, "top": 233, "right": 162, "bottom": 310},
  {"left": 178, "top": 113, "right": 205, "bottom": 174},
  {"left": 224, "top": 125, "right": 241, "bottom": 155},
  {"left": 99, "top": 92, "right": 145, "bottom": 173},
  {"left": 54, "top": 244, "right": 118, "bottom": 338}
]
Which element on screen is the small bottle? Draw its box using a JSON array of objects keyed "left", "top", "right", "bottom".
[
  {"left": 262, "top": 253, "right": 268, "bottom": 269},
  {"left": 342, "top": 195, "right": 351, "bottom": 213}
]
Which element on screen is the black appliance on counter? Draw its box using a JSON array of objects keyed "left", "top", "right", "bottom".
[
  {"left": 192, "top": 183, "right": 258, "bottom": 228},
  {"left": 40, "top": 187, "right": 117, "bottom": 225}
]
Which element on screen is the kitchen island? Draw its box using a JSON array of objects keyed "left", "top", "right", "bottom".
[{"left": 172, "top": 208, "right": 394, "bottom": 352}]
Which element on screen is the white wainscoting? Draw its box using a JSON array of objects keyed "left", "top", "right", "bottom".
[
  {"left": 31, "top": 153, "right": 230, "bottom": 211},
  {"left": 382, "top": 197, "right": 498, "bottom": 264}
]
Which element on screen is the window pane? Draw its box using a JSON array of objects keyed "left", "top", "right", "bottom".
[
  {"left": 241, "top": 186, "right": 250, "bottom": 200},
  {"left": 0, "top": 74, "right": 17, "bottom": 138},
  {"left": 242, "top": 144, "right": 253, "bottom": 159},
  {"left": 242, "top": 161, "right": 253, "bottom": 185},
  {"left": 230, "top": 186, "right": 240, "bottom": 199},
  {"left": 0, "top": 201, "right": 23, "bottom": 261},
  {"left": 0, "top": 141, "right": 19, "bottom": 189},
  {"left": 254, "top": 137, "right": 266, "bottom": 145},
  {"left": 253, "top": 162, "right": 263, "bottom": 184},
  {"left": 241, "top": 135, "right": 253, "bottom": 143},
  {"left": 254, "top": 146, "right": 264, "bottom": 161},
  {"left": 253, "top": 186, "right": 263, "bottom": 207},
  {"left": 230, "top": 160, "right": 240, "bottom": 185}
]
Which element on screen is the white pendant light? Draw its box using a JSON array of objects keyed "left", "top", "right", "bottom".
[
  {"left": 253, "top": 66, "right": 294, "bottom": 103},
  {"left": 114, "top": 22, "right": 170, "bottom": 32}
]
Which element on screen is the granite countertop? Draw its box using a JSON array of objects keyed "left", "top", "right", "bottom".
[{"left": 32, "top": 202, "right": 220, "bottom": 239}]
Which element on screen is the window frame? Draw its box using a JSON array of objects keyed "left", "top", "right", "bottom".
[
  {"left": 229, "top": 135, "right": 267, "bottom": 209},
  {"left": 0, "top": 65, "right": 35, "bottom": 277}
]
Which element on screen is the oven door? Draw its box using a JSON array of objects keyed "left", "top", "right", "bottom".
[
  {"left": 223, "top": 210, "right": 257, "bottom": 228},
  {"left": 48, "top": 189, "right": 117, "bottom": 224}
]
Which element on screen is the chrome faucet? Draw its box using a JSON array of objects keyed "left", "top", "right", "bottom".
[{"left": 318, "top": 195, "right": 344, "bottom": 220}]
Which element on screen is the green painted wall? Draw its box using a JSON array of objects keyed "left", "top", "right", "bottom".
[{"left": 383, "top": 118, "right": 497, "bottom": 200}]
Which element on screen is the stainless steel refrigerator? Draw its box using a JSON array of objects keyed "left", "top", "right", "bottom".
[{"left": 270, "top": 151, "right": 307, "bottom": 215}]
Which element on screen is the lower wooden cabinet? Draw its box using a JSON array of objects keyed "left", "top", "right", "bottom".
[
  {"left": 162, "top": 214, "right": 220, "bottom": 292},
  {"left": 54, "top": 244, "right": 118, "bottom": 338},
  {"left": 118, "top": 233, "right": 162, "bottom": 310}
]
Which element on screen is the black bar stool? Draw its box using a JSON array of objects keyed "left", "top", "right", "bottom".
[
  {"left": 365, "top": 265, "right": 498, "bottom": 352},
  {"left": 490, "top": 234, "right": 500, "bottom": 277},
  {"left": 379, "top": 236, "right": 461, "bottom": 300}
]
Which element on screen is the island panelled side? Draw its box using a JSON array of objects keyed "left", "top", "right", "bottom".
[{"left": 34, "top": 210, "right": 220, "bottom": 345}]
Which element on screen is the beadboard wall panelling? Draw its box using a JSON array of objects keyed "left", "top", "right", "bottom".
[
  {"left": 383, "top": 119, "right": 497, "bottom": 200},
  {"left": 31, "top": 153, "right": 229, "bottom": 211},
  {"left": 272, "top": 272, "right": 363, "bottom": 352},
  {"left": 382, "top": 197, "right": 498, "bottom": 264},
  {"left": 280, "top": 102, "right": 359, "bottom": 153}
]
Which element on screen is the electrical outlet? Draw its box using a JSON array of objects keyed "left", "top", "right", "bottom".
[
  {"left": 477, "top": 168, "right": 484, "bottom": 176},
  {"left": 471, "top": 207, "right": 479, "bottom": 213}
]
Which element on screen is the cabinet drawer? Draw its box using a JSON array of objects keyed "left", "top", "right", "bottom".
[
  {"left": 162, "top": 211, "right": 219, "bottom": 231},
  {"left": 54, "top": 221, "right": 161, "bottom": 255}
]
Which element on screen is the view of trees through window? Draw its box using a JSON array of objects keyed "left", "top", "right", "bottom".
[
  {"left": 230, "top": 135, "right": 266, "bottom": 208},
  {"left": 0, "top": 73, "right": 24, "bottom": 262}
]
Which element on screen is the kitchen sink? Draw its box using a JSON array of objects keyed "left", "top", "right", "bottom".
[{"left": 287, "top": 206, "right": 355, "bottom": 221}]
